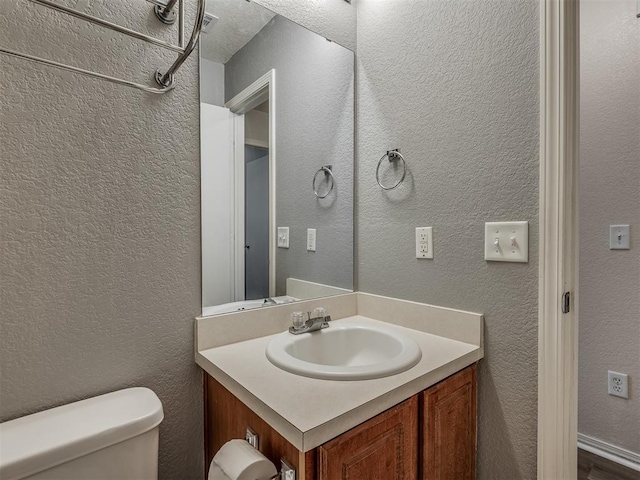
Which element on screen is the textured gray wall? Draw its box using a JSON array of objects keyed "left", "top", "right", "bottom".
[
  {"left": 579, "top": 0, "right": 640, "bottom": 453},
  {"left": 254, "top": 0, "right": 356, "bottom": 50},
  {"left": 225, "top": 16, "right": 355, "bottom": 295},
  {"left": 0, "top": 1, "right": 204, "bottom": 479},
  {"left": 356, "top": 0, "right": 540, "bottom": 478},
  {"left": 200, "top": 58, "right": 225, "bottom": 106},
  {"left": 1, "top": 2, "right": 354, "bottom": 479}
]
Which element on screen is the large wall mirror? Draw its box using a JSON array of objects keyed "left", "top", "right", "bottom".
[{"left": 199, "top": 0, "right": 355, "bottom": 316}]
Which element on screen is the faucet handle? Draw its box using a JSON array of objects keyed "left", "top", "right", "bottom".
[
  {"left": 312, "top": 307, "right": 327, "bottom": 319},
  {"left": 291, "top": 311, "right": 305, "bottom": 330},
  {"left": 288, "top": 308, "right": 331, "bottom": 335}
]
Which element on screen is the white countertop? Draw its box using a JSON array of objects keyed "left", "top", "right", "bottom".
[{"left": 196, "top": 314, "right": 482, "bottom": 452}]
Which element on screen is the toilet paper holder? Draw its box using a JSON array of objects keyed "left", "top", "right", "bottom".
[
  {"left": 244, "top": 429, "right": 296, "bottom": 480},
  {"left": 210, "top": 439, "right": 296, "bottom": 480}
]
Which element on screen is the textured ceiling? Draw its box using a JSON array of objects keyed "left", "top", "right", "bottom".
[{"left": 200, "top": 0, "right": 276, "bottom": 64}]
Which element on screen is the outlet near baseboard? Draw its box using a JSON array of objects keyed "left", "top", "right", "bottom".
[{"left": 608, "top": 371, "right": 629, "bottom": 399}]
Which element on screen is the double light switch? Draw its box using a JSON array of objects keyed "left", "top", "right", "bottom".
[{"left": 484, "top": 222, "right": 529, "bottom": 263}]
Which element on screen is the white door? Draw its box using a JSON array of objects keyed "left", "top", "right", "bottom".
[{"left": 201, "top": 103, "right": 235, "bottom": 309}]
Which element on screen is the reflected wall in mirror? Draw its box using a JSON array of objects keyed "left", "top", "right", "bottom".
[{"left": 200, "top": 0, "right": 355, "bottom": 316}]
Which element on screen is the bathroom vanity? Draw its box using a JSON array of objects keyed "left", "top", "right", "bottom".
[
  {"left": 196, "top": 293, "right": 483, "bottom": 480},
  {"left": 204, "top": 365, "right": 476, "bottom": 480}
]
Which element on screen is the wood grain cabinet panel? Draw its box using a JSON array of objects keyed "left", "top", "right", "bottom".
[
  {"left": 421, "top": 365, "right": 477, "bottom": 480},
  {"left": 204, "top": 375, "right": 315, "bottom": 480},
  {"left": 204, "top": 365, "right": 477, "bottom": 480},
  {"left": 318, "top": 396, "right": 418, "bottom": 480}
]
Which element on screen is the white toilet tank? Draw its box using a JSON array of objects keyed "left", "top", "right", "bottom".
[{"left": 0, "top": 387, "right": 164, "bottom": 480}]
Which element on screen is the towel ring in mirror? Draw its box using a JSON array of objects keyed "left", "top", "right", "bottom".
[
  {"left": 376, "top": 149, "right": 406, "bottom": 190},
  {"left": 313, "top": 165, "right": 335, "bottom": 198}
]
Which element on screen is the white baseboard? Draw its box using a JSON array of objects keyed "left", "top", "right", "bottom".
[{"left": 578, "top": 433, "right": 640, "bottom": 472}]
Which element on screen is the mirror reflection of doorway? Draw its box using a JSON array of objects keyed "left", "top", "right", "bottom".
[
  {"left": 227, "top": 74, "right": 276, "bottom": 303},
  {"left": 244, "top": 101, "right": 270, "bottom": 300},
  {"left": 200, "top": 71, "right": 275, "bottom": 311},
  {"left": 244, "top": 145, "right": 269, "bottom": 299},
  {"left": 244, "top": 100, "right": 269, "bottom": 300},
  {"left": 244, "top": 101, "right": 269, "bottom": 300}
]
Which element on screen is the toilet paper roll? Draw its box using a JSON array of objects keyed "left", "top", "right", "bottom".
[{"left": 208, "top": 439, "right": 278, "bottom": 480}]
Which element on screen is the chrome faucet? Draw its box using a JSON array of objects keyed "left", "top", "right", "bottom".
[{"left": 289, "top": 308, "right": 331, "bottom": 335}]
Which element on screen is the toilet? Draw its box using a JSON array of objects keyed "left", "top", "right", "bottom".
[{"left": 0, "top": 387, "right": 164, "bottom": 480}]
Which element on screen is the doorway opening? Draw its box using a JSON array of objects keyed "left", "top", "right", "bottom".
[
  {"left": 200, "top": 70, "right": 276, "bottom": 312},
  {"left": 577, "top": 1, "right": 639, "bottom": 478},
  {"left": 538, "top": 1, "right": 639, "bottom": 478},
  {"left": 226, "top": 70, "right": 277, "bottom": 302},
  {"left": 243, "top": 101, "right": 270, "bottom": 300}
]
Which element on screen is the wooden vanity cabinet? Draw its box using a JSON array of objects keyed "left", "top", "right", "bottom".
[
  {"left": 204, "top": 364, "right": 477, "bottom": 480},
  {"left": 204, "top": 376, "right": 316, "bottom": 479},
  {"left": 421, "top": 365, "right": 477, "bottom": 480},
  {"left": 317, "top": 395, "right": 418, "bottom": 480}
]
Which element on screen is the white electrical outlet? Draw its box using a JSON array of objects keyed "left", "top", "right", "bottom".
[
  {"left": 277, "top": 227, "right": 289, "bottom": 248},
  {"left": 608, "top": 371, "right": 629, "bottom": 399},
  {"left": 307, "top": 228, "right": 316, "bottom": 252},
  {"left": 416, "top": 227, "right": 433, "bottom": 259}
]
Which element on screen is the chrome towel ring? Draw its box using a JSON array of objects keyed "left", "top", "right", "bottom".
[
  {"left": 313, "top": 165, "right": 335, "bottom": 198},
  {"left": 376, "top": 149, "right": 406, "bottom": 190}
]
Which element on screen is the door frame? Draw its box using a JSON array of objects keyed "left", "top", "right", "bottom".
[
  {"left": 226, "top": 69, "right": 277, "bottom": 299},
  {"left": 538, "top": 0, "right": 579, "bottom": 478}
]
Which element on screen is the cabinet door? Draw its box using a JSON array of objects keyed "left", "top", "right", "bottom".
[
  {"left": 318, "top": 396, "right": 418, "bottom": 480},
  {"left": 422, "top": 365, "right": 477, "bottom": 480}
]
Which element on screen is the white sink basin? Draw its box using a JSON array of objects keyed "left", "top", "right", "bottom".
[{"left": 265, "top": 320, "right": 422, "bottom": 380}]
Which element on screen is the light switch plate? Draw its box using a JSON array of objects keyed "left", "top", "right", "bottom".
[
  {"left": 610, "top": 225, "right": 630, "bottom": 250},
  {"left": 307, "top": 228, "right": 316, "bottom": 252},
  {"left": 485, "top": 221, "right": 529, "bottom": 262},
  {"left": 277, "top": 227, "right": 289, "bottom": 248},
  {"left": 415, "top": 227, "right": 433, "bottom": 259}
]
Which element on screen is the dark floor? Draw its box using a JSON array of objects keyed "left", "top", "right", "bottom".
[{"left": 578, "top": 448, "right": 640, "bottom": 480}]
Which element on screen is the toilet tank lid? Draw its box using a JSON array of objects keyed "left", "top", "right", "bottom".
[{"left": 0, "top": 387, "right": 164, "bottom": 480}]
